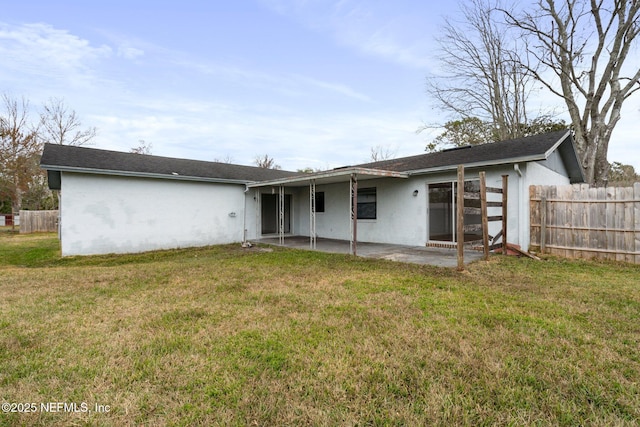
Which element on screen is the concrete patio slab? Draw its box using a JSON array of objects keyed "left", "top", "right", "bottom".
[{"left": 255, "top": 236, "right": 484, "bottom": 267}]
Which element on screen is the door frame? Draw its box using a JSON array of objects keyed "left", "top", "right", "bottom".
[{"left": 260, "top": 192, "right": 293, "bottom": 236}]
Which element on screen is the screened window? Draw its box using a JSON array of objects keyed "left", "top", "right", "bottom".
[
  {"left": 316, "top": 192, "right": 325, "bottom": 213},
  {"left": 357, "top": 187, "right": 376, "bottom": 219}
]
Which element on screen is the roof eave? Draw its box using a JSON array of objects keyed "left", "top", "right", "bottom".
[
  {"left": 40, "top": 164, "right": 251, "bottom": 185},
  {"left": 247, "top": 167, "right": 409, "bottom": 188},
  {"left": 555, "top": 132, "right": 586, "bottom": 183},
  {"left": 406, "top": 154, "right": 548, "bottom": 176},
  {"left": 541, "top": 130, "right": 571, "bottom": 158}
]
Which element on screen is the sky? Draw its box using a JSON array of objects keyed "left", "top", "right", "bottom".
[{"left": 1, "top": 0, "right": 639, "bottom": 171}]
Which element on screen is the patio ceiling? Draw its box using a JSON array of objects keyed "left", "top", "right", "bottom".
[{"left": 247, "top": 167, "right": 409, "bottom": 188}]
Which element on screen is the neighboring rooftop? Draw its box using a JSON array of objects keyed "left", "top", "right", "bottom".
[{"left": 40, "top": 143, "right": 298, "bottom": 184}]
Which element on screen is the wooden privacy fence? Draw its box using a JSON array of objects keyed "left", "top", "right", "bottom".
[
  {"left": 530, "top": 184, "right": 640, "bottom": 264},
  {"left": 19, "top": 210, "right": 59, "bottom": 234}
]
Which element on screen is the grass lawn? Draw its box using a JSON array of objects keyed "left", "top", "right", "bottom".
[{"left": 0, "top": 231, "right": 639, "bottom": 426}]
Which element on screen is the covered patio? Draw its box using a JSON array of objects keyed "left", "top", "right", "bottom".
[
  {"left": 256, "top": 236, "right": 485, "bottom": 267},
  {"left": 247, "top": 166, "right": 409, "bottom": 254}
]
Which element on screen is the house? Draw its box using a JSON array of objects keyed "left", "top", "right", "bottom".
[
  {"left": 41, "top": 130, "right": 584, "bottom": 256},
  {"left": 40, "top": 144, "right": 297, "bottom": 256}
]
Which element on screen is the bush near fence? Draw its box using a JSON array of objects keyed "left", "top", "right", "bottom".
[
  {"left": 530, "top": 183, "right": 640, "bottom": 264},
  {"left": 19, "top": 210, "right": 59, "bottom": 234}
]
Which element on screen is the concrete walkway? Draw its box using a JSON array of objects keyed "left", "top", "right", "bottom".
[{"left": 256, "top": 236, "right": 484, "bottom": 268}]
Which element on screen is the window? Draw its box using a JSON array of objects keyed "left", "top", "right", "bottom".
[
  {"left": 316, "top": 192, "right": 325, "bottom": 213},
  {"left": 357, "top": 187, "right": 376, "bottom": 219}
]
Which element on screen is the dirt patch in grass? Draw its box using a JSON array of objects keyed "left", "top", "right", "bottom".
[{"left": 0, "top": 233, "right": 639, "bottom": 425}]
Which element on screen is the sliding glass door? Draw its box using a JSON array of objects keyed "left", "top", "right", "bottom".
[
  {"left": 428, "top": 180, "right": 481, "bottom": 243},
  {"left": 428, "top": 182, "right": 454, "bottom": 242}
]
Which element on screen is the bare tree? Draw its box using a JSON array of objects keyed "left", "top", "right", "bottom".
[
  {"left": 503, "top": 0, "right": 640, "bottom": 184},
  {"left": 427, "top": 0, "right": 538, "bottom": 141},
  {"left": 40, "top": 97, "right": 97, "bottom": 146},
  {"left": 0, "top": 94, "right": 41, "bottom": 219},
  {"left": 369, "top": 145, "right": 397, "bottom": 162},
  {"left": 213, "top": 154, "right": 235, "bottom": 164},
  {"left": 254, "top": 154, "right": 281, "bottom": 170},
  {"left": 130, "top": 140, "right": 153, "bottom": 155}
]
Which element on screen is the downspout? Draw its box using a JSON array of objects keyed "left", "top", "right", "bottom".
[
  {"left": 57, "top": 172, "right": 62, "bottom": 250},
  {"left": 243, "top": 184, "right": 250, "bottom": 243},
  {"left": 57, "top": 190, "right": 62, "bottom": 240},
  {"left": 513, "top": 164, "right": 525, "bottom": 247},
  {"left": 514, "top": 164, "right": 522, "bottom": 177}
]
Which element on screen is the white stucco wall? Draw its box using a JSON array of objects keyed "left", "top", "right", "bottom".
[
  {"left": 56, "top": 159, "right": 573, "bottom": 256},
  {"left": 286, "top": 164, "right": 570, "bottom": 249},
  {"left": 308, "top": 182, "right": 351, "bottom": 241},
  {"left": 289, "top": 177, "right": 427, "bottom": 246},
  {"left": 60, "top": 173, "right": 246, "bottom": 256},
  {"left": 526, "top": 161, "right": 572, "bottom": 187}
]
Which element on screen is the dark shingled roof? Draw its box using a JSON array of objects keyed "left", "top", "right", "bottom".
[
  {"left": 40, "top": 143, "right": 298, "bottom": 183},
  {"left": 355, "top": 130, "right": 576, "bottom": 173},
  {"left": 41, "top": 130, "right": 584, "bottom": 188}
]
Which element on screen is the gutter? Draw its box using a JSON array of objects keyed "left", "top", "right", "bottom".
[
  {"left": 402, "top": 132, "right": 573, "bottom": 177},
  {"left": 40, "top": 164, "right": 252, "bottom": 185},
  {"left": 406, "top": 154, "right": 547, "bottom": 177}
]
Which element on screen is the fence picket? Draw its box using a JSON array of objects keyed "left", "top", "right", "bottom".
[
  {"left": 624, "top": 187, "right": 634, "bottom": 264},
  {"left": 19, "top": 210, "right": 59, "bottom": 234},
  {"left": 530, "top": 184, "right": 640, "bottom": 264},
  {"left": 635, "top": 183, "right": 640, "bottom": 265}
]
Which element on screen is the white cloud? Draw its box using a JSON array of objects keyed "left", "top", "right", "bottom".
[
  {"left": 0, "top": 22, "right": 112, "bottom": 81},
  {"left": 92, "top": 28, "right": 150, "bottom": 60},
  {"left": 259, "top": 0, "right": 435, "bottom": 69},
  {"left": 89, "top": 95, "right": 424, "bottom": 171},
  {"left": 172, "top": 56, "right": 371, "bottom": 102},
  {"left": 354, "top": 27, "right": 432, "bottom": 69},
  {"left": 117, "top": 45, "right": 144, "bottom": 60},
  {"left": 0, "top": 20, "right": 389, "bottom": 169},
  {"left": 290, "top": 74, "right": 371, "bottom": 101}
]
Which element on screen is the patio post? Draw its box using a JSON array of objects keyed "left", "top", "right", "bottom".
[
  {"left": 457, "top": 165, "right": 464, "bottom": 270},
  {"left": 479, "top": 171, "right": 489, "bottom": 261},
  {"left": 350, "top": 173, "right": 358, "bottom": 256},
  {"left": 502, "top": 175, "right": 508, "bottom": 255},
  {"left": 279, "top": 185, "right": 285, "bottom": 246},
  {"left": 310, "top": 179, "right": 316, "bottom": 249}
]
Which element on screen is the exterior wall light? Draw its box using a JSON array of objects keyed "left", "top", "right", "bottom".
[{"left": 413, "top": 190, "right": 419, "bottom": 197}]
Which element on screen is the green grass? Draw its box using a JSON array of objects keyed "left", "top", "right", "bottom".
[
  {"left": 0, "top": 228, "right": 60, "bottom": 267},
  {"left": 0, "top": 232, "right": 639, "bottom": 426}
]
